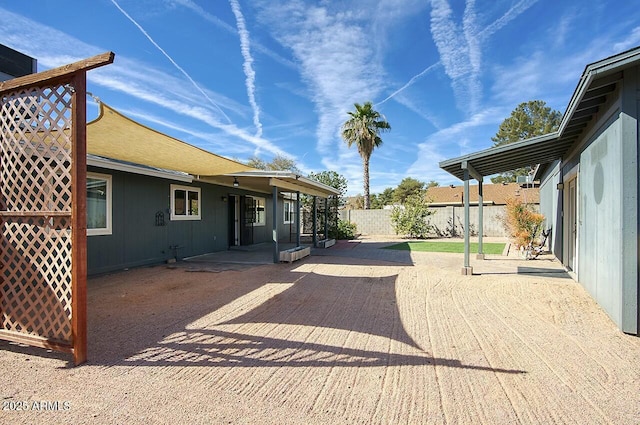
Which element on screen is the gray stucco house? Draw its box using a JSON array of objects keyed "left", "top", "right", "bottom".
[
  {"left": 85, "top": 102, "right": 338, "bottom": 275},
  {"left": 440, "top": 47, "right": 640, "bottom": 336}
]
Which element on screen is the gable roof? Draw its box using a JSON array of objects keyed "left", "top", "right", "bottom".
[
  {"left": 427, "top": 183, "right": 539, "bottom": 205},
  {"left": 440, "top": 46, "right": 640, "bottom": 180}
]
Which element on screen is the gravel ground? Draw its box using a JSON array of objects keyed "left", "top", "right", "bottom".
[{"left": 1, "top": 239, "right": 640, "bottom": 424}]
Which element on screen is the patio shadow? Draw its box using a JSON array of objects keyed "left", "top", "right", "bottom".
[{"left": 122, "top": 328, "right": 526, "bottom": 375}]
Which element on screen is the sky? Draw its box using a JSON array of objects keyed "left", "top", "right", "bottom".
[{"left": 2, "top": 1, "right": 640, "bottom": 195}]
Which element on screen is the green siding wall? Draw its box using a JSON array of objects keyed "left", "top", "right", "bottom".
[
  {"left": 577, "top": 117, "right": 623, "bottom": 328},
  {"left": 86, "top": 166, "right": 299, "bottom": 275},
  {"left": 538, "top": 66, "right": 640, "bottom": 335},
  {"left": 553, "top": 66, "right": 639, "bottom": 334},
  {"left": 87, "top": 167, "right": 232, "bottom": 275},
  {"left": 539, "top": 161, "right": 562, "bottom": 256}
]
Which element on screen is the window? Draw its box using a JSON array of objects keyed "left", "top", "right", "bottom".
[
  {"left": 284, "top": 199, "right": 295, "bottom": 224},
  {"left": 171, "top": 185, "right": 201, "bottom": 220},
  {"left": 87, "top": 172, "right": 112, "bottom": 236},
  {"left": 248, "top": 196, "right": 265, "bottom": 226}
]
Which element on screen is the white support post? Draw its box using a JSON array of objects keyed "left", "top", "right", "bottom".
[
  {"left": 272, "top": 185, "right": 279, "bottom": 263},
  {"left": 296, "top": 191, "right": 301, "bottom": 247},
  {"left": 312, "top": 196, "right": 317, "bottom": 247},
  {"left": 462, "top": 166, "right": 473, "bottom": 275},
  {"left": 477, "top": 178, "right": 485, "bottom": 260}
]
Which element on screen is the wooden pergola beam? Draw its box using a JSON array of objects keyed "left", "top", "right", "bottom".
[{"left": 0, "top": 52, "right": 114, "bottom": 93}]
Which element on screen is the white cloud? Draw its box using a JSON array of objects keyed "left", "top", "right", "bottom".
[
  {"left": 0, "top": 7, "right": 290, "bottom": 159},
  {"left": 477, "top": 0, "right": 539, "bottom": 41},
  {"left": 429, "top": 0, "right": 482, "bottom": 114},
  {"left": 167, "top": 0, "right": 297, "bottom": 69},
  {"left": 255, "top": 0, "right": 388, "bottom": 186},
  {"left": 613, "top": 26, "right": 640, "bottom": 53},
  {"left": 407, "top": 107, "right": 507, "bottom": 182},
  {"left": 110, "top": 0, "right": 232, "bottom": 124},
  {"left": 229, "top": 0, "right": 263, "bottom": 138}
]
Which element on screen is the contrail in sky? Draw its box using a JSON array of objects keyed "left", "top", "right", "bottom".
[
  {"left": 229, "top": 0, "right": 263, "bottom": 138},
  {"left": 109, "top": 0, "right": 232, "bottom": 124},
  {"left": 376, "top": 62, "right": 440, "bottom": 106}
]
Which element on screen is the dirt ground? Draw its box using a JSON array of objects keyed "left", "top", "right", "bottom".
[{"left": 1, "top": 238, "right": 640, "bottom": 424}]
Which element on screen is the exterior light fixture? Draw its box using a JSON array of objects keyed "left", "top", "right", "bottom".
[
  {"left": 233, "top": 177, "right": 239, "bottom": 187},
  {"left": 557, "top": 183, "right": 564, "bottom": 190}
]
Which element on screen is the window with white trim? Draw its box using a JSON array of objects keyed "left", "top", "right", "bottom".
[
  {"left": 284, "top": 199, "right": 295, "bottom": 224},
  {"left": 171, "top": 184, "right": 201, "bottom": 220},
  {"left": 87, "top": 172, "right": 112, "bottom": 236}
]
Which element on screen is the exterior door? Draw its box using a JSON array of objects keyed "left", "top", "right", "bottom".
[
  {"left": 239, "top": 196, "right": 255, "bottom": 246},
  {"left": 567, "top": 178, "right": 577, "bottom": 271}
]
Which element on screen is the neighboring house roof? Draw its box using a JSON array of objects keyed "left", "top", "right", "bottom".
[
  {"left": 440, "top": 46, "right": 640, "bottom": 180},
  {"left": 426, "top": 183, "right": 539, "bottom": 206}
]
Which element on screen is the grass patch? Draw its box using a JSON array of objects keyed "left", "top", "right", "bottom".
[{"left": 384, "top": 241, "right": 505, "bottom": 255}]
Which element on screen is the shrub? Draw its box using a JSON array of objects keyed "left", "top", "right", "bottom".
[
  {"left": 329, "top": 219, "right": 357, "bottom": 240},
  {"left": 504, "top": 197, "right": 544, "bottom": 248},
  {"left": 391, "top": 192, "right": 433, "bottom": 238}
]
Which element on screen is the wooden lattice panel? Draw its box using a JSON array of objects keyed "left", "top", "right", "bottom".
[{"left": 1, "top": 84, "right": 74, "bottom": 347}]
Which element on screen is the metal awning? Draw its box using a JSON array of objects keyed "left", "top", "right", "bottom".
[
  {"left": 203, "top": 171, "right": 340, "bottom": 198},
  {"left": 439, "top": 47, "right": 640, "bottom": 181},
  {"left": 439, "top": 132, "right": 575, "bottom": 180},
  {"left": 437, "top": 46, "right": 640, "bottom": 275}
]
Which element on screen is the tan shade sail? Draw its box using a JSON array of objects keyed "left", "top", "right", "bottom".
[{"left": 87, "top": 103, "right": 253, "bottom": 176}]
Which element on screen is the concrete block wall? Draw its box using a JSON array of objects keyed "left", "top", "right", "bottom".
[
  {"left": 339, "top": 205, "right": 521, "bottom": 237},
  {"left": 340, "top": 209, "right": 394, "bottom": 235}
]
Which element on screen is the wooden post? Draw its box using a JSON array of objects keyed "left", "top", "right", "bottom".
[{"left": 71, "top": 71, "right": 88, "bottom": 365}]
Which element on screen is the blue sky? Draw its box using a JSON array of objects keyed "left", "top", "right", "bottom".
[{"left": 2, "top": 1, "right": 639, "bottom": 195}]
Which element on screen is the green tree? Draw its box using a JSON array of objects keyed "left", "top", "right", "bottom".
[
  {"left": 341, "top": 101, "right": 391, "bottom": 209},
  {"left": 374, "top": 187, "right": 395, "bottom": 208},
  {"left": 393, "top": 177, "right": 425, "bottom": 204},
  {"left": 247, "top": 154, "right": 300, "bottom": 174},
  {"left": 390, "top": 192, "right": 433, "bottom": 239},
  {"left": 426, "top": 180, "right": 439, "bottom": 188},
  {"left": 491, "top": 100, "right": 561, "bottom": 183},
  {"left": 370, "top": 188, "right": 395, "bottom": 209}
]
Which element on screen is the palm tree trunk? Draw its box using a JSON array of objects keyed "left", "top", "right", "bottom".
[{"left": 363, "top": 156, "right": 370, "bottom": 209}]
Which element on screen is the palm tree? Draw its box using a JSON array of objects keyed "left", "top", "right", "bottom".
[{"left": 341, "top": 102, "right": 391, "bottom": 209}]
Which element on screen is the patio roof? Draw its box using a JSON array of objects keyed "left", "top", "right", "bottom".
[
  {"left": 87, "top": 102, "right": 338, "bottom": 198},
  {"left": 87, "top": 102, "right": 253, "bottom": 177},
  {"left": 204, "top": 170, "right": 341, "bottom": 198},
  {"left": 440, "top": 46, "right": 640, "bottom": 181},
  {"left": 438, "top": 46, "right": 640, "bottom": 275}
]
